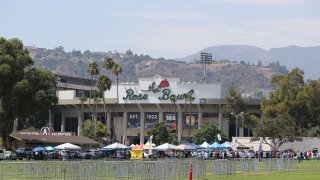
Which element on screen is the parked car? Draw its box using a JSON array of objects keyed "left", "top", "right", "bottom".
[
  {"left": 4, "top": 151, "right": 17, "bottom": 160},
  {"left": 15, "top": 147, "right": 33, "bottom": 160},
  {"left": 0, "top": 150, "right": 5, "bottom": 160}
]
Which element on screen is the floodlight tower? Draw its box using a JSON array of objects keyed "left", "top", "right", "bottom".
[{"left": 200, "top": 52, "right": 213, "bottom": 83}]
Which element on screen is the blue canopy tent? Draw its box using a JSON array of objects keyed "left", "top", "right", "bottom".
[
  {"left": 33, "top": 147, "right": 46, "bottom": 152},
  {"left": 183, "top": 143, "right": 202, "bottom": 149},
  {"left": 209, "top": 142, "right": 227, "bottom": 149}
]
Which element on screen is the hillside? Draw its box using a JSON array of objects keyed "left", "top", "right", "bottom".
[
  {"left": 27, "top": 46, "right": 282, "bottom": 96},
  {"left": 178, "top": 45, "right": 320, "bottom": 80}
]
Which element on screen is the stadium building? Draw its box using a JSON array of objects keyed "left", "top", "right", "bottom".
[{"left": 53, "top": 74, "right": 261, "bottom": 145}]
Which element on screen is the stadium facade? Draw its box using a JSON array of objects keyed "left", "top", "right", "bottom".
[{"left": 53, "top": 74, "right": 261, "bottom": 145}]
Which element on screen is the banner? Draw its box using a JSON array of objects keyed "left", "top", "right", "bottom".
[
  {"left": 163, "top": 112, "right": 177, "bottom": 129},
  {"left": 183, "top": 113, "right": 198, "bottom": 129},
  {"left": 145, "top": 112, "right": 159, "bottom": 128},
  {"left": 127, "top": 112, "right": 140, "bottom": 128}
]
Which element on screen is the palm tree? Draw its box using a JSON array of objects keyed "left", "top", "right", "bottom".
[
  {"left": 87, "top": 62, "right": 99, "bottom": 121},
  {"left": 111, "top": 64, "right": 122, "bottom": 142},
  {"left": 97, "top": 75, "right": 112, "bottom": 138},
  {"left": 92, "top": 89, "right": 101, "bottom": 136},
  {"left": 79, "top": 95, "right": 87, "bottom": 131},
  {"left": 103, "top": 57, "right": 115, "bottom": 71},
  {"left": 103, "top": 57, "right": 115, "bottom": 140}
]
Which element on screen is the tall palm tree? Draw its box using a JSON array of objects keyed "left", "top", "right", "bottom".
[
  {"left": 103, "top": 57, "right": 115, "bottom": 140},
  {"left": 79, "top": 95, "right": 87, "bottom": 131},
  {"left": 103, "top": 57, "right": 115, "bottom": 71},
  {"left": 111, "top": 64, "right": 122, "bottom": 142},
  {"left": 87, "top": 62, "right": 99, "bottom": 121},
  {"left": 92, "top": 89, "right": 101, "bottom": 136},
  {"left": 97, "top": 75, "right": 112, "bottom": 138}
]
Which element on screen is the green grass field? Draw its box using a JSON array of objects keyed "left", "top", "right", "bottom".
[{"left": 204, "top": 160, "right": 320, "bottom": 180}]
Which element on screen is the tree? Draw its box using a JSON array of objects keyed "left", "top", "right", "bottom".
[
  {"left": 87, "top": 62, "right": 99, "bottom": 121},
  {"left": 92, "top": 89, "right": 101, "bottom": 136},
  {"left": 79, "top": 95, "right": 87, "bottom": 131},
  {"left": 103, "top": 57, "right": 115, "bottom": 140},
  {"left": 96, "top": 75, "right": 112, "bottom": 138},
  {"left": 81, "top": 119, "right": 107, "bottom": 142},
  {"left": 111, "top": 64, "right": 122, "bottom": 142},
  {"left": 0, "top": 37, "right": 34, "bottom": 138},
  {"left": 192, "top": 122, "right": 228, "bottom": 144},
  {"left": 147, "top": 121, "right": 170, "bottom": 145},
  {"left": 252, "top": 116, "right": 301, "bottom": 151},
  {"left": 262, "top": 68, "right": 307, "bottom": 135},
  {"left": 224, "top": 86, "right": 247, "bottom": 137},
  {"left": 3, "top": 68, "right": 58, "bottom": 132},
  {"left": 297, "top": 79, "right": 320, "bottom": 128}
]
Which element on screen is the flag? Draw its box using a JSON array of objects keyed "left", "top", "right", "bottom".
[{"left": 217, "top": 134, "right": 221, "bottom": 141}]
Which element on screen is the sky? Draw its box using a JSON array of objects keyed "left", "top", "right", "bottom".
[{"left": 1, "top": 0, "right": 320, "bottom": 59}]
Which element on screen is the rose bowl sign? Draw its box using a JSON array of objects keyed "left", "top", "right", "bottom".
[{"left": 123, "top": 78, "right": 195, "bottom": 101}]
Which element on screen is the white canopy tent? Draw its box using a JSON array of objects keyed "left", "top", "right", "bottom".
[
  {"left": 155, "top": 143, "right": 176, "bottom": 151},
  {"left": 102, "top": 142, "right": 130, "bottom": 150},
  {"left": 55, "top": 143, "right": 81, "bottom": 150},
  {"left": 172, "top": 144, "right": 196, "bottom": 150}
]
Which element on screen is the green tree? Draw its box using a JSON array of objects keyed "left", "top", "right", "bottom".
[
  {"left": 192, "top": 122, "right": 228, "bottom": 144},
  {"left": 3, "top": 68, "right": 58, "bottom": 132},
  {"left": 0, "top": 37, "right": 34, "bottom": 143},
  {"left": 262, "top": 68, "right": 307, "bottom": 135},
  {"left": 252, "top": 116, "right": 301, "bottom": 151},
  {"left": 87, "top": 62, "right": 99, "bottom": 121},
  {"left": 96, "top": 75, "right": 112, "bottom": 138},
  {"left": 297, "top": 79, "right": 320, "bottom": 128},
  {"left": 92, "top": 89, "right": 101, "bottom": 136},
  {"left": 224, "top": 86, "right": 247, "bottom": 137},
  {"left": 147, "top": 121, "right": 170, "bottom": 145},
  {"left": 81, "top": 119, "right": 107, "bottom": 142},
  {"left": 103, "top": 57, "right": 115, "bottom": 140}
]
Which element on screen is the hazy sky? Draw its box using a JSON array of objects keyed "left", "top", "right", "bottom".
[{"left": 1, "top": 0, "right": 319, "bottom": 58}]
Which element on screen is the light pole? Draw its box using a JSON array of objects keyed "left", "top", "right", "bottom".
[
  {"left": 231, "top": 112, "right": 244, "bottom": 137},
  {"left": 200, "top": 52, "right": 213, "bottom": 83}
]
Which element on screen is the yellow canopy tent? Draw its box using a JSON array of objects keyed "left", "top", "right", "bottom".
[{"left": 130, "top": 145, "right": 143, "bottom": 160}]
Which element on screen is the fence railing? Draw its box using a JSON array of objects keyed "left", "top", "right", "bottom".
[{"left": 0, "top": 158, "right": 299, "bottom": 180}]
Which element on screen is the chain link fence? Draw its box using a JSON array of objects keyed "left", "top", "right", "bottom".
[{"left": 0, "top": 158, "right": 298, "bottom": 179}]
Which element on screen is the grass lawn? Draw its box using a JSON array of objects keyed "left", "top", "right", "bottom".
[
  {"left": 204, "top": 160, "right": 320, "bottom": 180},
  {"left": 205, "top": 170, "right": 320, "bottom": 180}
]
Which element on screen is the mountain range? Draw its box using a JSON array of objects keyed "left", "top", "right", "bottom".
[
  {"left": 178, "top": 45, "right": 320, "bottom": 80},
  {"left": 27, "top": 46, "right": 283, "bottom": 97}
]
